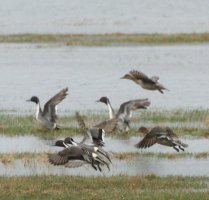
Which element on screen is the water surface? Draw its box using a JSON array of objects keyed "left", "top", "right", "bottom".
[
  {"left": 0, "top": 135, "right": 209, "bottom": 154},
  {"left": 1, "top": 157, "right": 208, "bottom": 177},
  {"left": 0, "top": 44, "right": 208, "bottom": 111},
  {"left": 0, "top": 0, "right": 209, "bottom": 34}
]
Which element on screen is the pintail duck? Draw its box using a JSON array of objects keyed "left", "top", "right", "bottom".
[
  {"left": 121, "top": 70, "right": 169, "bottom": 93},
  {"left": 26, "top": 88, "right": 68, "bottom": 129},
  {"left": 96, "top": 96, "right": 150, "bottom": 131},
  {"left": 135, "top": 126, "right": 188, "bottom": 152},
  {"left": 76, "top": 111, "right": 117, "bottom": 137},
  {"left": 56, "top": 137, "right": 111, "bottom": 164},
  {"left": 75, "top": 112, "right": 106, "bottom": 146},
  {"left": 51, "top": 137, "right": 111, "bottom": 171}
]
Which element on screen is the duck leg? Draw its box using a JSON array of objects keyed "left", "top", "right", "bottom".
[
  {"left": 91, "top": 162, "right": 97, "bottom": 171},
  {"left": 97, "top": 163, "right": 102, "bottom": 172},
  {"left": 179, "top": 146, "right": 184, "bottom": 151},
  {"left": 173, "top": 146, "right": 179, "bottom": 152}
]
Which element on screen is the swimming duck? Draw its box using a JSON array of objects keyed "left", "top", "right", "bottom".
[
  {"left": 135, "top": 126, "right": 188, "bottom": 152},
  {"left": 121, "top": 70, "right": 169, "bottom": 93},
  {"left": 26, "top": 88, "right": 68, "bottom": 129},
  {"left": 96, "top": 96, "right": 150, "bottom": 131}
]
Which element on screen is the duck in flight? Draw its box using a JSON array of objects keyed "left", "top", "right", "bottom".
[
  {"left": 121, "top": 70, "right": 169, "bottom": 93},
  {"left": 26, "top": 88, "right": 68, "bottom": 130},
  {"left": 96, "top": 96, "right": 150, "bottom": 131},
  {"left": 135, "top": 126, "right": 188, "bottom": 152},
  {"left": 75, "top": 111, "right": 117, "bottom": 147},
  {"left": 51, "top": 137, "right": 111, "bottom": 171}
]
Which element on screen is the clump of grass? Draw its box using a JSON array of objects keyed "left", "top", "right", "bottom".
[
  {"left": 113, "top": 152, "right": 209, "bottom": 160},
  {"left": 1, "top": 33, "right": 209, "bottom": 46},
  {"left": 136, "top": 109, "right": 209, "bottom": 124}
]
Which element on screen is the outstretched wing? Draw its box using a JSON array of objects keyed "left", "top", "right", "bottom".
[
  {"left": 65, "top": 160, "right": 87, "bottom": 168},
  {"left": 75, "top": 111, "right": 88, "bottom": 132},
  {"left": 117, "top": 98, "right": 151, "bottom": 120},
  {"left": 135, "top": 126, "right": 165, "bottom": 148},
  {"left": 94, "top": 118, "right": 118, "bottom": 133},
  {"left": 135, "top": 133, "right": 158, "bottom": 149},
  {"left": 75, "top": 112, "right": 93, "bottom": 144},
  {"left": 48, "top": 146, "right": 82, "bottom": 166},
  {"left": 129, "top": 70, "right": 154, "bottom": 84},
  {"left": 43, "top": 88, "right": 68, "bottom": 122}
]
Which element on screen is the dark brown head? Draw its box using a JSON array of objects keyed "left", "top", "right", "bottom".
[
  {"left": 26, "top": 96, "right": 39, "bottom": 104},
  {"left": 96, "top": 97, "right": 110, "bottom": 105},
  {"left": 120, "top": 73, "right": 133, "bottom": 80},
  {"left": 165, "top": 127, "right": 177, "bottom": 137},
  {"left": 64, "top": 137, "right": 77, "bottom": 146},
  {"left": 55, "top": 140, "right": 65, "bottom": 147},
  {"left": 138, "top": 126, "right": 149, "bottom": 135}
]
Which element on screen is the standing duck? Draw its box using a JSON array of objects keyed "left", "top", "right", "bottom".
[
  {"left": 26, "top": 88, "right": 68, "bottom": 129},
  {"left": 121, "top": 70, "right": 169, "bottom": 93}
]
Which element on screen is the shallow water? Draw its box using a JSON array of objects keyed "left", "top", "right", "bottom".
[
  {"left": 1, "top": 0, "right": 209, "bottom": 34},
  {"left": 0, "top": 44, "right": 209, "bottom": 111},
  {"left": 1, "top": 157, "right": 209, "bottom": 177},
  {"left": 1, "top": 135, "right": 209, "bottom": 177},
  {"left": 0, "top": 135, "right": 209, "bottom": 154}
]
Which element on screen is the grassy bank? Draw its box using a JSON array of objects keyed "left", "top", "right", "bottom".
[
  {"left": 0, "top": 108, "right": 209, "bottom": 137},
  {"left": 0, "top": 175, "right": 208, "bottom": 200},
  {"left": 0, "top": 33, "right": 209, "bottom": 46}
]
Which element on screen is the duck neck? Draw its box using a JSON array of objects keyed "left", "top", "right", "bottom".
[
  {"left": 36, "top": 103, "right": 41, "bottom": 119},
  {"left": 107, "top": 101, "right": 114, "bottom": 119}
]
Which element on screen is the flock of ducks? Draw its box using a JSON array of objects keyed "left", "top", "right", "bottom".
[{"left": 27, "top": 70, "right": 188, "bottom": 172}]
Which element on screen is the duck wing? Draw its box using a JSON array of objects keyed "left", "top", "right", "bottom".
[
  {"left": 117, "top": 99, "right": 151, "bottom": 121},
  {"left": 129, "top": 70, "right": 155, "bottom": 84},
  {"left": 48, "top": 146, "right": 82, "bottom": 165},
  {"left": 94, "top": 118, "right": 118, "bottom": 133},
  {"left": 135, "top": 133, "right": 158, "bottom": 149},
  {"left": 65, "top": 160, "right": 87, "bottom": 168},
  {"left": 75, "top": 111, "right": 88, "bottom": 132},
  {"left": 75, "top": 112, "right": 105, "bottom": 146},
  {"left": 43, "top": 88, "right": 68, "bottom": 123},
  {"left": 135, "top": 126, "right": 165, "bottom": 148}
]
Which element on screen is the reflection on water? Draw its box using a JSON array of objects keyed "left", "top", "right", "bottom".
[{"left": 1, "top": 157, "right": 209, "bottom": 177}]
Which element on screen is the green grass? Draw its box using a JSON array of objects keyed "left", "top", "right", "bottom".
[
  {"left": 1, "top": 109, "right": 209, "bottom": 199},
  {"left": 114, "top": 152, "right": 209, "bottom": 160},
  {"left": 0, "top": 175, "right": 208, "bottom": 200},
  {"left": 1, "top": 33, "right": 209, "bottom": 46},
  {"left": 0, "top": 108, "right": 209, "bottom": 137},
  {"left": 137, "top": 109, "right": 209, "bottom": 123}
]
